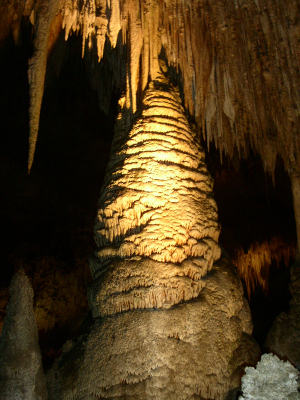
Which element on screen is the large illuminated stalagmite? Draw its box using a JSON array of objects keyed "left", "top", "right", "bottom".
[
  {"left": 47, "top": 76, "right": 259, "bottom": 400},
  {"left": 22, "top": 0, "right": 300, "bottom": 291},
  {"left": 88, "top": 72, "right": 221, "bottom": 317}
]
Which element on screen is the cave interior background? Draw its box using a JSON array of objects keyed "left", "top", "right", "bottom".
[{"left": 0, "top": 22, "right": 297, "bottom": 369}]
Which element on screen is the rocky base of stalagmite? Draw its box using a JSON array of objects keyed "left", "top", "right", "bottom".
[
  {"left": 265, "top": 261, "right": 300, "bottom": 367},
  {"left": 47, "top": 255, "right": 260, "bottom": 400}
]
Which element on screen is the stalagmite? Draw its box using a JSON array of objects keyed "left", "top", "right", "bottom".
[
  {"left": 46, "top": 75, "right": 260, "bottom": 400},
  {"left": 89, "top": 73, "right": 221, "bottom": 317},
  {"left": 0, "top": 269, "right": 47, "bottom": 400}
]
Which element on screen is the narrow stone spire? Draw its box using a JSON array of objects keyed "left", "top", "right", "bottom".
[{"left": 0, "top": 269, "right": 47, "bottom": 400}]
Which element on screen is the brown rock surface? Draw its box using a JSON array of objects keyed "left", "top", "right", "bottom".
[{"left": 47, "top": 256, "right": 260, "bottom": 400}]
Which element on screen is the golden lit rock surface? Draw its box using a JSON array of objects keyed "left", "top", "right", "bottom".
[
  {"left": 88, "top": 77, "right": 221, "bottom": 317},
  {"left": 1, "top": 0, "right": 297, "bottom": 396},
  {"left": 45, "top": 77, "right": 260, "bottom": 399}
]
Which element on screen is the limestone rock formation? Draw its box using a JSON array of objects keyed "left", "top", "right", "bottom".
[
  {"left": 17, "top": 0, "right": 300, "bottom": 182},
  {"left": 11, "top": 0, "right": 300, "bottom": 267},
  {"left": 239, "top": 353, "right": 300, "bottom": 400},
  {"left": 45, "top": 77, "right": 260, "bottom": 399},
  {"left": 47, "top": 255, "right": 259, "bottom": 400},
  {"left": 0, "top": 269, "right": 47, "bottom": 400},
  {"left": 2, "top": 0, "right": 299, "bottom": 398},
  {"left": 89, "top": 75, "right": 221, "bottom": 317},
  {"left": 265, "top": 261, "right": 300, "bottom": 367}
]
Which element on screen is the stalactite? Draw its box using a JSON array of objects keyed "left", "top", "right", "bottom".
[
  {"left": 233, "top": 237, "right": 296, "bottom": 297},
  {"left": 27, "top": 0, "right": 60, "bottom": 173},
  {"left": 108, "top": 0, "right": 121, "bottom": 48},
  {"left": 127, "top": 0, "right": 143, "bottom": 113},
  {"left": 25, "top": 0, "right": 300, "bottom": 180}
]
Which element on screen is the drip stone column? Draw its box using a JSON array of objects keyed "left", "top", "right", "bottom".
[
  {"left": 47, "top": 77, "right": 260, "bottom": 400},
  {"left": 88, "top": 77, "right": 221, "bottom": 317}
]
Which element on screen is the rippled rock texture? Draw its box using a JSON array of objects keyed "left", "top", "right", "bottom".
[{"left": 89, "top": 77, "right": 221, "bottom": 317}]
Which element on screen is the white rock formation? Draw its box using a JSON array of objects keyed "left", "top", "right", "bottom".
[
  {"left": 239, "top": 353, "right": 300, "bottom": 400},
  {"left": 0, "top": 269, "right": 47, "bottom": 400}
]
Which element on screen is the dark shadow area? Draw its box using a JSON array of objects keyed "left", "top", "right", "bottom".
[
  {"left": 204, "top": 141, "right": 296, "bottom": 348},
  {"left": 249, "top": 259, "right": 292, "bottom": 347},
  {"left": 0, "top": 29, "right": 116, "bottom": 368},
  {"left": 204, "top": 142, "right": 296, "bottom": 255}
]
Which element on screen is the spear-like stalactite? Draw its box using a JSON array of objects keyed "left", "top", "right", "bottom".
[{"left": 27, "top": 0, "right": 60, "bottom": 173}]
